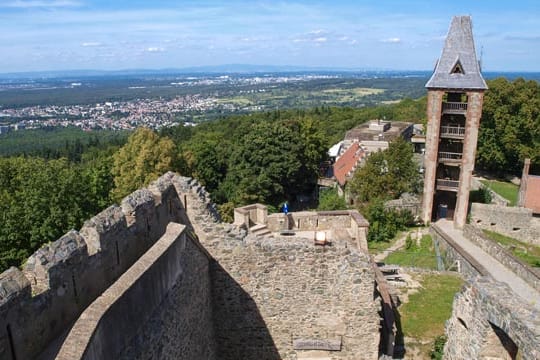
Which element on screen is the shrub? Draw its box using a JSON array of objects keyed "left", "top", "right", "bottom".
[{"left": 430, "top": 335, "right": 446, "bottom": 360}]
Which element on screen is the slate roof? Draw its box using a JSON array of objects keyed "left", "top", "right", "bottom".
[{"left": 426, "top": 16, "right": 488, "bottom": 90}]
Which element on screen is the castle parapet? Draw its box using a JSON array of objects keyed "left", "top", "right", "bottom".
[{"left": 0, "top": 172, "right": 200, "bottom": 360}]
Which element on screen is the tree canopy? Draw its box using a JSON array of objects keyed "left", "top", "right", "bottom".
[
  {"left": 0, "top": 157, "right": 111, "bottom": 270},
  {"left": 349, "top": 138, "right": 421, "bottom": 204},
  {"left": 111, "top": 127, "right": 178, "bottom": 201},
  {"left": 477, "top": 78, "right": 540, "bottom": 174}
]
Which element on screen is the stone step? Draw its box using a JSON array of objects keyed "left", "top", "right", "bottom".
[{"left": 250, "top": 224, "right": 272, "bottom": 236}]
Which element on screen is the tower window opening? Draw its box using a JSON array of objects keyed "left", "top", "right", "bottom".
[{"left": 451, "top": 60, "right": 464, "bottom": 74}]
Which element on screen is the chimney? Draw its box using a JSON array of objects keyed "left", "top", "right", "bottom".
[{"left": 518, "top": 159, "right": 531, "bottom": 207}]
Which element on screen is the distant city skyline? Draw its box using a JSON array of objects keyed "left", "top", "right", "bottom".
[{"left": 1, "top": 0, "right": 539, "bottom": 73}]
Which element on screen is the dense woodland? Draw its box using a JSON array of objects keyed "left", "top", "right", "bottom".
[{"left": 0, "top": 77, "right": 538, "bottom": 271}]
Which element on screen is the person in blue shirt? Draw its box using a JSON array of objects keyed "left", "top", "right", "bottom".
[{"left": 282, "top": 202, "right": 289, "bottom": 214}]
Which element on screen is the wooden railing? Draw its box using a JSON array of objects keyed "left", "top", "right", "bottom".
[
  {"left": 440, "top": 125, "right": 465, "bottom": 138},
  {"left": 442, "top": 101, "right": 468, "bottom": 113},
  {"left": 437, "top": 179, "right": 460, "bottom": 189},
  {"left": 438, "top": 151, "right": 462, "bottom": 162}
]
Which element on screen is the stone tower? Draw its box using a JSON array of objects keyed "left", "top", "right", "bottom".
[{"left": 422, "top": 16, "right": 487, "bottom": 228}]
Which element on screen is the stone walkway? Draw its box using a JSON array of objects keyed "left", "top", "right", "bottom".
[{"left": 436, "top": 219, "right": 540, "bottom": 310}]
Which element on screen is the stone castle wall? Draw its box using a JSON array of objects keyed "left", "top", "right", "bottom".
[
  {"left": 0, "top": 174, "right": 186, "bottom": 360},
  {"left": 463, "top": 225, "right": 540, "bottom": 290},
  {"left": 444, "top": 277, "right": 540, "bottom": 360},
  {"left": 174, "top": 179, "right": 381, "bottom": 359},
  {"left": 430, "top": 223, "right": 488, "bottom": 279},
  {"left": 0, "top": 172, "right": 380, "bottom": 360},
  {"left": 57, "top": 223, "right": 216, "bottom": 360},
  {"left": 208, "top": 235, "right": 379, "bottom": 360},
  {"left": 470, "top": 203, "right": 540, "bottom": 245}
]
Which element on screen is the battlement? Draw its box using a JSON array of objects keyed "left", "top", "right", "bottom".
[
  {"left": 0, "top": 171, "right": 379, "bottom": 360},
  {"left": 0, "top": 172, "right": 212, "bottom": 360}
]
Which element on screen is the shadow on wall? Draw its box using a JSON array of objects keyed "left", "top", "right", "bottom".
[{"left": 211, "top": 262, "right": 280, "bottom": 360}]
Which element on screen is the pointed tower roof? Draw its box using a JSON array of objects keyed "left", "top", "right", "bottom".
[{"left": 426, "top": 16, "right": 487, "bottom": 90}]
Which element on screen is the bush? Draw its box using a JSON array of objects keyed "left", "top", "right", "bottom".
[
  {"left": 218, "top": 202, "right": 235, "bottom": 223},
  {"left": 317, "top": 188, "right": 348, "bottom": 211},
  {"left": 430, "top": 335, "right": 446, "bottom": 360},
  {"left": 405, "top": 234, "right": 415, "bottom": 250},
  {"left": 365, "top": 200, "right": 414, "bottom": 243},
  {"left": 469, "top": 186, "right": 492, "bottom": 204}
]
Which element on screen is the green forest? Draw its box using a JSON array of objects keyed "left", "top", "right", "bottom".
[{"left": 0, "top": 77, "right": 538, "bottom": 272}]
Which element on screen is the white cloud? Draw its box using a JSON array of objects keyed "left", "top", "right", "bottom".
[
  {"left": 81, "top": 42, "right": 102, "bottom": 47},
  {"left": 308, "top": 29, "right": 327, "bottom": 35},
  {"left": 314, "top": 37, "right": 327, "bottom": 43},
  {"left": 3, "top": 0, "right": 81, "bottom": 8},
  {"left": 382, "top": 37, "right": 401, "bottom": 43},
  {"left": 146, "top": 47, "right": 165, "bottom": 52}
]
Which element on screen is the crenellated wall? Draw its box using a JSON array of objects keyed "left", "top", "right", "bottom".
[
  {"left": 0, "top": 172, "right": 380, "bottom": 360},
  {"left": 57, "top": 223, "right": 217, "bottom": 360},
  {"left": 0, "top": 174, "right": 185, "bottom": 360}
]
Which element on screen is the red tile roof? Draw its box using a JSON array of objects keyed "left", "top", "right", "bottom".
[
  {"left": 524, "top": 175, "right": 540, "bottom": 214},
  {"left": 333, "top": 142, "right": 365, "bottom": 186}
]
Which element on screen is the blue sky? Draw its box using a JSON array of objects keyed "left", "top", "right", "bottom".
[{"left": 1, "top": 0, "right": 539, "bottom": 73}]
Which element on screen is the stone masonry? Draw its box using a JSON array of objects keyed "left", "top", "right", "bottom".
[
  {"left": 470, "top": 203, "right": 540, "bottom": 245},
  {"left": 444, "top": 277, "right": 540, "bottom": 359},
  {"left": 1, "top": 173, "right": 381, "bottom": 360}
]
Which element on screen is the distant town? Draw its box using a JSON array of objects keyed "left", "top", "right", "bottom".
[
  {"left": 0, "top": 73, "right": 370, "bottom": 132},
  {"left": 0, "top": 96, "right": 220, "bottom": 132}
]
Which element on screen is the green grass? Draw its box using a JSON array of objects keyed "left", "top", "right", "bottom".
[
  {"left": 384, "top": 235, "right": 439, "bottom": 269},
  {"left": 368, "top": 237, "right": 397, "bottom": 254},
  {"left": 483, "top": 230, "right": 540, "bottom": 267},
  {"left": 399, "top": 274, "right": 463, "bottom": 338},
  {"left": 480, "top": 179, "right": 519, "bottom": 206}
]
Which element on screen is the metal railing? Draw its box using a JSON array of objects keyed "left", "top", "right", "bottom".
[
  {"left": 442, "top": 102, "right": 468, "bottom": 113},
  {"left": 440, "top": 125, "right": 465, "bottom": 138},
  {"left": 438, "top": 151, "right": 462, "bottom": 161},
  {"left": 436, "top": 179, "right": 460, "bottom": 189}
]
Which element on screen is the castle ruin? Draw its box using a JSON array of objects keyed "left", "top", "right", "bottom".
[{"left": 0, "top": 172, "right": 381, "bottom": 360}]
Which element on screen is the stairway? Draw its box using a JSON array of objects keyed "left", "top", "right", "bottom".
[{"left": 249, "top": 223, "right": 272, "bottom": 237}]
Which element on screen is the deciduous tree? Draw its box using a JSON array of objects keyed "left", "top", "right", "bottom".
[{"left": 111, "top": 127, "right": 177, "bottom": 201}]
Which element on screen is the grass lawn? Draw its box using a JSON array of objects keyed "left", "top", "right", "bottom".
[
  {"left": 384, "top": 234, "right": 439, "bottom": 269},
  {"left": 368, "top": 240, "right": 394, "bottom": 254},
  {"left": 483, "top": 230, "right": 540, "bottom": 267},
  {"left": 399, "top": 274, "right": 463, "bottom": 339},
  {"left": 368, "top": 229, "right": 405, "bottom": 254},
  {"left": 480, "top": 179, "right": 519, "bottom": 206}
]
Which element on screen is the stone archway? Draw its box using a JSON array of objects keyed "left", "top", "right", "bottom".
[{"left": 478, "top": 322, "right": 519, "bottom": 360}]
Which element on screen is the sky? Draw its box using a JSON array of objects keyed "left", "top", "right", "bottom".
[{"left": 1, "top": 0, "right": 539, "bottom": 73}]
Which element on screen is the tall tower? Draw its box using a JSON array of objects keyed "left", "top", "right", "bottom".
[{"left": 422, "top": 16, "right": 487, "bottom": 228}]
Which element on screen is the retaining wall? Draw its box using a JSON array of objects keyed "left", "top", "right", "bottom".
[
  {"left": 463, "top": 225, "right": 540, "bottom": 290},
  {"left": 430, "top": 223, "right": 487, "bottom": 278},
  {"left": 470, "top": 203, "right": 540, "bottom": 245}
]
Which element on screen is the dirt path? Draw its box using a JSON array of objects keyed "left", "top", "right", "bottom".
[{"left": 373, "top": 228, "right": 427, "bottom": 263}]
